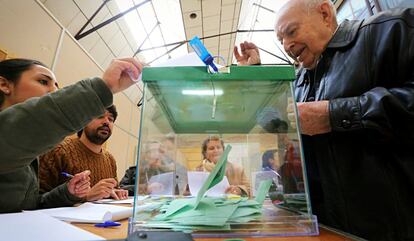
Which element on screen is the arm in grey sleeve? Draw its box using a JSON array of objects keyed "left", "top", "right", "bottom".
[
  {"left": 0, "top": 77, "right": 113, "bottom": 173},
  {"left": 39, "top": 182, "right": 83, "bottom": 208}
]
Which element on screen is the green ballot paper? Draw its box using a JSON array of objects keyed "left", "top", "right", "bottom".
[{"left": 194, "top": 145, "right": 232, "bottom": 209}]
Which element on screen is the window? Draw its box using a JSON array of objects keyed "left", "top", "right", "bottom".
[
  {"left": 378, "top": 0, "right": 413, "bottom": 9},
  {"left": 337, "top": 0, "right": 373, "bottom": 22}
]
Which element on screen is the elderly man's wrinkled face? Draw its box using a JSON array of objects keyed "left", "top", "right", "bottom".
[{"left": 276, "top": 2, "right": 335, "bottom": 69}]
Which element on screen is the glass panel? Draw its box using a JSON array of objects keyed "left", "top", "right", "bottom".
[{"left": 130, "top": 66, "right": 318, "bottom": 237}]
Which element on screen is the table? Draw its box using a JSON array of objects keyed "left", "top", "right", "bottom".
[{"left": 74, "top": 220, "right": 359, "bottom": 241}]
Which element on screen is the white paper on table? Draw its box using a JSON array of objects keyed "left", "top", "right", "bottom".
[
  {"left": 0, "top": 211, "right": 104, "bottom": 241},
  {"left": 33, "top": 202, "right": 132, "bottom": 223},
  {"left": 93, "top": 196, "right": 135, "bottom": 204},
  {"left": 188, "top": 171, "right": 230, "bottom": 197},
  {"left": 93, "top": 195, "right": 150, "bottom": 204}
]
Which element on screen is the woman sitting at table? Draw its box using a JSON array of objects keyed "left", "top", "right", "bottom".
[{"left": 195, "top": 136, "right": 250, "bottom": 196}]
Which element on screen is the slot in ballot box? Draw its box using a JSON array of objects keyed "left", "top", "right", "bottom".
[{"left": 129, "top": 66, "right": 318, "bottom": 238}]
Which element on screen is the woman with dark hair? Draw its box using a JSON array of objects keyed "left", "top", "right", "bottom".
[
  {"left": 196, "top": 136, "right": 250, "bottom": 196},
  {"left": 259, "top": 149, "right": 281, "bottom": 201},
  {"left": 0, "top": 57, "right": 142, "bottom": 213},
  {"left": 0, "top": 59, "right": 54, "bottom": 107},
  {"left": 262, "top": 149, "right": 278, "bottom": 171}
]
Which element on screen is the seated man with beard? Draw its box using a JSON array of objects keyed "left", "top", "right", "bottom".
[{"left": 39, "top": 105, "right": 128, "bottom": 201}]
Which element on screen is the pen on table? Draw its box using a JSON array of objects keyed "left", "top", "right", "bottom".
[
  {"left": 61, "top": 172, "right": 74, "bottom": 178},
  {"left": 94, "top": 221, "right": 121, "bottom": 228}
]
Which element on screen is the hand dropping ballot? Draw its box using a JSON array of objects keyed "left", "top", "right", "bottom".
[{"left": 127, "top": 69, "right": 142, "bottom": 82}]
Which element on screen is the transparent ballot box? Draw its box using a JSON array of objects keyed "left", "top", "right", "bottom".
[{"left": 130, "top": 66, "right": 318, "bottom": 238}]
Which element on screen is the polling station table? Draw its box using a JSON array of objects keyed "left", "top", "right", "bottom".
[{"left": 74, "top": 220, "right": 361, "bottom": 241}]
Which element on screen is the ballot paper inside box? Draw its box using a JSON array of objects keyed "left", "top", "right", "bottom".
[{"left": 130, "top": 66, "right": 318, "bottom": 238}]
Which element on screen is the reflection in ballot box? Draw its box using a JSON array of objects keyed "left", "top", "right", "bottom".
[
  {"left": 252, "top": 170, "right": 280, "bottom": 197},
  {"left": 147, "top": 172, "right": 174, "bottom": 196}
]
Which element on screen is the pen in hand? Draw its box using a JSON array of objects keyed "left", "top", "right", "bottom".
[
  {"left": 66, "top": 170, "right": 91, "bottom": 198},
  {"left": 61, "top": 172, "right": 74, "bottom": 178}
]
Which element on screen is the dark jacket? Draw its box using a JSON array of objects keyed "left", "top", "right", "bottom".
[
  {"left": 296, "top": 9, "right": 414, "bottom": 241},
  {"left": 0, "top": 78, "right": 113, "bottom": 213},
  {"left": 120, "top": 166, "right": 137, "bottom": 196},
  {"left": 119, "top": 163, "right": 170, "bottom": 195}
]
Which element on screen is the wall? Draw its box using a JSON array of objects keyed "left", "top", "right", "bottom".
[{"left": 0, "top": 0, "right": 140, "bottom": 181}]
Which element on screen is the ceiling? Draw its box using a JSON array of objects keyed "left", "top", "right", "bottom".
[{"left": 39, "top": 0, "right": 295, "bottom": 104}]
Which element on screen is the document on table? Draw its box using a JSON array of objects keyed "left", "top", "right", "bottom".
[
  {"left": 0, "top": 211, "right": 104, "bottom": 241},
  {"left": 34, "top": 202, "right": 133, "bottom": 223},
  {"left": 94, "top": 195, "right": 150, "bottom": 204},
  {"left": 188, "top": 171, "right": 229, "bottom": 197},
  {"left": 93, "top": 196, "right": 135, "bottom": 204}
]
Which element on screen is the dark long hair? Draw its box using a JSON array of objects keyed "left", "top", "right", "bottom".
[{"left": 0, "top": 58, "right": 47, "bottom": 105}]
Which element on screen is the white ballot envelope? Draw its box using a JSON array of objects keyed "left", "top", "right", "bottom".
[{"left": 188, "top": 171, "right": 230, "bottom": 196}]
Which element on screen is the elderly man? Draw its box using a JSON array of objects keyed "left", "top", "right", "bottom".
[{"left": 234, "top": 1, "right": 414, "bottom": 240}]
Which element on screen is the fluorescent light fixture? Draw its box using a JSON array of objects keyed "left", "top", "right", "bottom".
[{"left": 182, "top": 89, "right": 223, "bottom": 96}]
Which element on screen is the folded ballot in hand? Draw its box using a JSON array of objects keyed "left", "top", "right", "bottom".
[{"left": 127, "top": 70, "right": 142, "bottom": 83}]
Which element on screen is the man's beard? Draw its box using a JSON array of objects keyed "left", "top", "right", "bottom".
[{"left": 84, "top": 125, "right": 111, "bottom": 145}]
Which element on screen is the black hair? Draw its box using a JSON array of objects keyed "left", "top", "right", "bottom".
[
  {"left": 262, "top": 149, "right": 278, "bottom": 169},
  {"left": 0, "top": 58, "right": 47, "bottom": 105},
  {"left": 106, "top": 104, "right": 118, "bottom": 121},
  {"left": 77, "top": 105, "right": 118, "bottom": 137}
]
